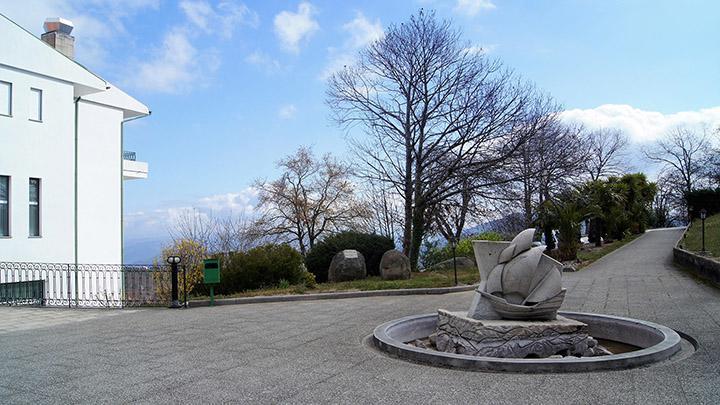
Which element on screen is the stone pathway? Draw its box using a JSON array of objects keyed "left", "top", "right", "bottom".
[
  {"left": 1, "top": 228, "right": 718, "bottom": 404},
  {"left": 0, "top": 307, "right": 132, "bottom": 335}
]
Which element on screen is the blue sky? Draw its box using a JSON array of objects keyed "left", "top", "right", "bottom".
[{"left": 3, "top": 0, "right": 719, "bottom": 261}]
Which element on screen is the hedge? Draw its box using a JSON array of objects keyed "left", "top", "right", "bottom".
[{"left": 305, "top": 232, "right": 395, "bottom": 282}]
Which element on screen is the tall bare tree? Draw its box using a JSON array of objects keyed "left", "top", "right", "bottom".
[
  {"left": 253, "top": 147, "right": 360, "bottom": 255},
  {"left": 509, "top": 111, "right": 587, "bottom": 235},
  {"left": 644, "top": 127, "right": 712, "bottom": 220},
  {"left": 583, "top": 128, "right": 629, "bottom": 181},
  {"left": 327, "top": 10, "right": 534, "bottom": 268}
]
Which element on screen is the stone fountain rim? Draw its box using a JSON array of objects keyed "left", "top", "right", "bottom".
[{"left": 371, "top": 310, "right": 685, "bottom": 373}]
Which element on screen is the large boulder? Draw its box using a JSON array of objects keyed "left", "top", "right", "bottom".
[
  {"left": 328, "top": 250, "right": 366, "bottom": 282},
  {"left": 380, "top": 250, "right": 411, "bottom": 280}
]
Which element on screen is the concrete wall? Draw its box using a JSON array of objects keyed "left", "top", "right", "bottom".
[
  {"left": 0, "top": 65, "right": 76, "bottom": 262},
  {"left": 673, "top": 229, "right": 720, "bottom": 285},
  {"left": 76, "top": 100, "right": 123, "bottom": 264}
]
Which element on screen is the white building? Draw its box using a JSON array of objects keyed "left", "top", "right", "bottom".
[{"left": 0, "top": 15, "right": 150, "bottom": 266}]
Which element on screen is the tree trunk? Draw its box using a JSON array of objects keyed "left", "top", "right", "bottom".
[{"left": 409, "top": 203, "right": 425, "bottom": 271}]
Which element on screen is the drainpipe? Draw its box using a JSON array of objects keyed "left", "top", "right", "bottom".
[{"left": 73, "top": 96, "right": 80, "bottom": 308}]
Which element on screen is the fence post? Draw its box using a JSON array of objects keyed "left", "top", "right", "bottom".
[
  {"left": 183, "top": 265, "right": 187, "bottom": 308},
  {"left": 74, "top": 265, "right": 79, "bottom": 308}
]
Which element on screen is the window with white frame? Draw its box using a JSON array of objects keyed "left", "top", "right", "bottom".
[
  {"left": 30, "top": 88, "right": 42, "bottom": 121},
  {"left": 0, "top": 176, "right": 9, "bottom": 237},
  {"left": 29, "top": 178, "right": 40, "bottom": 237},
  {"left": 0, "top": 81, "right": 11, "bottom": 116}
]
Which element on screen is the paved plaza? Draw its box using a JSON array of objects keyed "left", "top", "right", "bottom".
[{"left": 1, "top": 228, "right": 719, "bottom": 404}]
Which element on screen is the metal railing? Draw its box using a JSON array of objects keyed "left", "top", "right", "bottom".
[
  {"left": 0, "top": 262, "right": 183, "bottom": 308},
  {"left": 123, "top": 151, "right": 137, "bottom": 161}
]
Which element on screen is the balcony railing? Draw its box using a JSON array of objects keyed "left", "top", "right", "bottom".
[{"left": 123, "top": 151, "right": 136, "bottom": 161}]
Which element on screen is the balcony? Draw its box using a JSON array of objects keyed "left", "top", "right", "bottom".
[{"left": 123, "top": 150, "right": 148, "bottom": 180}]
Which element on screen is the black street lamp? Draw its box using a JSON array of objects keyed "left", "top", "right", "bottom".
[
  {"left": 166, "top": 255, "right": 182, "bottom": 308},
  {"left": 449, "top": 236, "right": 458, "bottom": 286},
  {"left": 700, "top": 208, "right": 707, "bottom": 255}
]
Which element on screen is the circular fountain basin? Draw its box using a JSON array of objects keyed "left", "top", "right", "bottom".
[{"left": 372, "top": 311, "right": 692, "bottom": 373}]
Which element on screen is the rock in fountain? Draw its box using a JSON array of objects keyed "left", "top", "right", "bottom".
[{"left": 435, "top": 229, "right": 609, "bottom": 358}]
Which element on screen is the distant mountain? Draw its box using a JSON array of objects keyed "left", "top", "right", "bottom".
[{"left": 123, "top": 236, "right": 167, "bottom": 264}]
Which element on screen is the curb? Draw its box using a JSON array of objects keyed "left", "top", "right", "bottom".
[
  {"left": 673, "top": 226, "right": 720, "bottom": 286},
  {"left": 188, "top": 284, "right": 478, "bottom": 307}
]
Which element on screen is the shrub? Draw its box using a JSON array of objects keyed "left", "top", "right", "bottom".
[
  {"left": 420, "top": 231, "right": 504, "bottom": 269},
  {"left": 218, "top": 244, "right": 304, "bottom": 294},
  {"left": 300, "top": 271, "right": 317, "bottom": 289},
  {"left": 154, "top": 239, "right": 208, "bottom": 301},
  {"left": 278, "top": 279, "right": 291, "bottom": 289},
  {"left": 305, "top": 231, "right": 395, "bottom": 282}
]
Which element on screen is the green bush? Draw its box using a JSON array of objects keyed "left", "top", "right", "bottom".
[
  {"left": 420, "top": 231, "right": 504, "bottom": 269},
  {"left": 300, "top": 271, "right": 317, "bottom": 289},
  {"left": 305, "top": 231, "right": 395, "bottom": 282},
  {"left": 218, "top": 244, "right": 304, "bottom": 294}
]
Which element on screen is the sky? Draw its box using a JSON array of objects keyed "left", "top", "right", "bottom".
[{"left": 2, "top": 0, "right": 719, "bottom": 262}]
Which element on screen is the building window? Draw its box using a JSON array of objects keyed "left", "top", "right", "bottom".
[
  {"left": 0, "top": 176, "right": 8, "bottom": 237},
  {"left": 0, "top": 81, "right": 11, "bottom": 116},
  {"left": 30, "top": 88, "right": 42, "bottom": 122},
  {"left": 29, "top": 178, "right": 40, "bottom": 237}
]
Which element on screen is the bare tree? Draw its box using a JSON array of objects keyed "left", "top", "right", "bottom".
[
  {"left": 168, "top": 208, "right": 216, "bottom": 250},
  {"left": 214, "top": 213, "right": 254, "bottom": 253},
  {"left": 509, "top": 112, "right": 587, "bottom": 237},
  {"left": 644, "top": 127, "right": 712, "bottom": 220},
  {"left": 354, "top": 182, "right": 403, "bottom": 240},
  {"left": 583, "top": 128, "right": 629, "bottom": 181},
  {"left": 327, "top": 10, "right": 534, "bottom": 268},
  {"left": 168, "top": 209, "right": 254, "bottom": 255},
  {"left": 253, "top": 147, "right": 361, "bottom": 255}
]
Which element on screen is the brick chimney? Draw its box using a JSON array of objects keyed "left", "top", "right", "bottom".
[{"left": 41, "top": 17, "right": 75, "bottom": 59}]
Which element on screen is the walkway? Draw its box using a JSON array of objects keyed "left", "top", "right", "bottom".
[{"left": 1, "top": 228, "right": 718, "bottom": 404}]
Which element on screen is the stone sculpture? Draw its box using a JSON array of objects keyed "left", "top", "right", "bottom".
[
  {"left": 468, "top": 228, "right": 565, "bottom": 321},
  {"left": 328, "top": 249, "right": 366, "bottom": 282},
  {"left": 434, "top": 229, "right": 609, "bottom": 358},
  {"left": 379, "top": 250, "right": 411, "bottom": 280}
]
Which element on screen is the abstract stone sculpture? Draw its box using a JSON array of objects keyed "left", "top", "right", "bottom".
[
  {"left": 468, "top": 228, "right": 565, "bottom": 321},
  {"left": 434, "top": 229, "right": 609, "bottom": 358},
  {"left": 379, "top": 250, "right": 411, "bottom": 280},
  {"left": 328, "top": 249, "right": 366, "bottom": 282}
]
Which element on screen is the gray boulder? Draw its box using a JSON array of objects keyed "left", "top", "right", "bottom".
[
  {"left": 328, "top": 250, "right": 366, "bottom": 282},
  {"left": 380, "top": 250, "right": 411, "bottom": 280}
]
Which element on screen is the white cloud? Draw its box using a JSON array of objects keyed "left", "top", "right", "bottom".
[
  {"left": 278, "top": 104, "right": 298, "bottom": 119},
  {"left": 245, "top": 51, "right": 285, "bottom": 74},
  {"left": 342, "top": 11, "right": 384, "bottom": 48},
  {"left": 125, "top": 188, "right": 259, "bottom": 238},
  {"left": 126, "top": 29, "right": 212, "bottom": 93},
  {"left": 561, "top": 104, "right": 720, "bottom": 143},
  {"left": 463, "top": 44, "right": 497, "bottom": 55},
  {"left": 274, "top": 1, "right": 319, "bottom": 53},
  {"left": 179, "top": 0, "right": 258, "bottom": 38},
  {"left": 320, "top": 12, "right": 383, "bottom": 80},
  {"left": 197, "top": 188, "right": 259, "bottom": 213},
  {"left": 454, "top": 0, "right": 496, "bottom": 16}
]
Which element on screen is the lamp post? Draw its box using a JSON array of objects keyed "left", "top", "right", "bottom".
[
  {"left": 700, "top": 208, "right": 707, "bottom": 255},
  {"left": 166, "top": 255, "right": 182, "bottom": 308},
  {"left": 449, "top": 236, "right": 458, "bottom": 286}
]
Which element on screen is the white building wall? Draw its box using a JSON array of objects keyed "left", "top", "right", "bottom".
[
  {"left": 0, "top": 65, "right": 76, "bottom": 263},
  {"left": 76, "top": 101, "right": 123, "bottom": 264}
]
